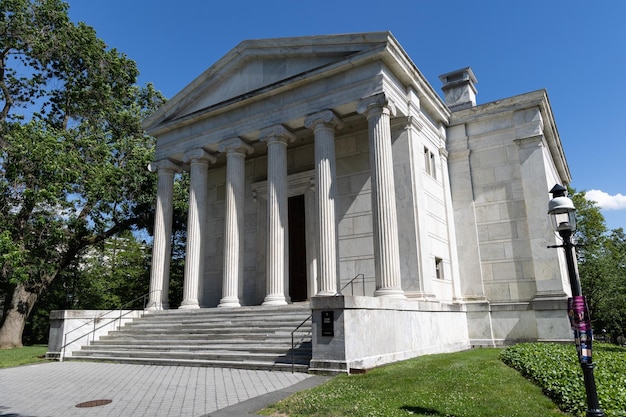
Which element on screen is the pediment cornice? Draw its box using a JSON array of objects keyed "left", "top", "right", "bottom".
[{"left": 143, "top": 32, "right": 449, "bottom": 138}]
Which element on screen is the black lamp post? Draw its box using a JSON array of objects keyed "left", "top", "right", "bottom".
[{"left": 548, "top": 184, "right": 604, "bottom": 417}]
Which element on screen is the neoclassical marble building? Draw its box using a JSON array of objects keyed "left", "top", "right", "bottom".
[{"left": 142, "top": 32, "right": 572, "bottom": 372}]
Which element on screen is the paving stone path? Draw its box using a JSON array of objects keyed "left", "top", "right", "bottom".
[{"left": 0, "top": 362, "right": 324, "bottom": 417}]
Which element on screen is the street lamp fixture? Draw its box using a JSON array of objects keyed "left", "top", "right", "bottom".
[
  {"left": 548, "top": 184, "right": 604, "bottom": 417},
  {"left": 548, "top": 185, "right": 577, "bottom": 232}
]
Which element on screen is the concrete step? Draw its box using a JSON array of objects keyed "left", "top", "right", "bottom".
[
  {"left": 126, "top": 319, "right": 309, "bottom": 328},
  {"left": 98, "top": 331, "right": 311, "bottom": 344},
  {"left": 143, "top": 305, "right": 310, "bottom": 320},
  {"left": 65, "top": 355, "right": 310, "bottom": 372},
  {"left": 117, "top": 324, "right": 309, "bottom": 332},
  {"left": 70, "top": 304, "right": 313, "bottom": 373},
  {"left": 79, "top": 342, "right": 312, "bottom": 354},
  {"left": 101, "top": 327, "right": 311, "bottom": 336},
  {"left": 72, "top": 349, "right": 311, "bottom": 364}
]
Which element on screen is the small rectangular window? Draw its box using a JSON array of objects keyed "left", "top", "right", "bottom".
[
  {"left": 424, "top": 147, "right": 437, "bottom": 179},
  {"left": 435, "top": 257, "right": 444, "bottom": 279},
  {"left": 430, "top": 151, "right": 437, "bottom": 180}
]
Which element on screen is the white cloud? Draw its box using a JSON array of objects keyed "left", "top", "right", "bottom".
[{"left": 586, "top": 189, "right": 626, "bottom": 211}]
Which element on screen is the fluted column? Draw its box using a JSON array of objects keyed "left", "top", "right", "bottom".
[
  {"left": 180, "top": 148, "right": 216, "bottom": 309},
  {"left": 357, "top": 94, "right": 405, "bottom": 298},
  {"left": 260, "top": 125, "right": 296, "bottom": 305},
  {"left": 147, "top": 159, "right": 182, "bottom": 310},
  {"left": 304, "top": 110, "right": 343, "bottom": 296},
  {"left": 218, "top": 138, "right": 253, "bottom": 308}
]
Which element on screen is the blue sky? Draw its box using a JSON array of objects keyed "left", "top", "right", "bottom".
[{"left": 67, "top": 0, "right": 626, "bottom": 231}]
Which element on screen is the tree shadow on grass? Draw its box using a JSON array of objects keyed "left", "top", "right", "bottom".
[{"left": 400, "top": 405, "right": 458, "bottom": 417}]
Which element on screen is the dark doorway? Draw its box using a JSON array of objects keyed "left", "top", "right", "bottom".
[{"left": 288, "top": 194, "right": 308, "bottom": 302}]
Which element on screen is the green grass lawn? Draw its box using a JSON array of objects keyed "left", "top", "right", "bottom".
[
  {"left": 261, "top": 348, "right": 569, "bottom": 417},
  {"left": 0, "top": 345, "right": 48, "bottom": 368}
]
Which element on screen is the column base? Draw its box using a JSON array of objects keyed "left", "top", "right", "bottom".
[
  {"left": 316, "top": 290, "right": 336, "bottom": 296},
  {"left": 146, "top": 302, "right": 169, "bottom": 311},
  {"left": 218, "top": 297, "right": 241, "bottom": 308},
  {"left": 179, "top": 300, "right": 200, "bottom": 309},
  {"left": 262, "top": 294, "right": 288, "bottom": 306},
  {"left": 374, "top": 288, "right": 406, "bottom": 298}
]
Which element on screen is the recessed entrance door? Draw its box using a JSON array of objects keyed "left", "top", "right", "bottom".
[{"left": 288, "top": 194, "right": 308, "bottom": 302}]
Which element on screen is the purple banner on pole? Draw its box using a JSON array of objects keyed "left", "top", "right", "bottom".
[
  {"left": 568, "top": 296, "right": 593, "bottom": 364},
  {"left": 568, "top": 296, "right": 591, "bottom": 331}
]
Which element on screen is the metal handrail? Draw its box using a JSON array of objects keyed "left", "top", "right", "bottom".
[
  {"left": 338, "top": 273, "right": 365, "bottom": 296},
  {"left": 59, "top": 292, "right": 151, "bottom": 361},
  {"left": 291, "top": 314, "right": 312, "bottom": 373},
  {"left": 288, "top": 274, "right": 366, "bottom": 372}
]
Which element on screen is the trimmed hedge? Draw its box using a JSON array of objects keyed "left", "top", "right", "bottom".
[{"left": 500, "top": 343, "right": 626, "bottom": 417}]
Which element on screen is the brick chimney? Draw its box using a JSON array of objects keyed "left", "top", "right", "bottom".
[{"left": 439, "top": 67, "right": 477, "bottom": 111}]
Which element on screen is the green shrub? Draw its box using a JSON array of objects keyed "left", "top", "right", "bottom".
[{"left": 500, "top": 343, "right": 626, "bottom": 417}]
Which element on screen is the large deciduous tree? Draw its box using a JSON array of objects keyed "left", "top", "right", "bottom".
[
  {"left": 571, "top": 188, "right": 626, "bottom": 343},
  {"left": 0, "top": 0, "right": 165, "bottom": 347}
]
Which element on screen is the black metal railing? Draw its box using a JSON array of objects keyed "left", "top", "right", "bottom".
[
  {"left": 288, "top": 273, "right": 366, "bottom": 372},
  {"left": 338, "top": 273, "right": 365, "bottom": 296},
  {"left": 59, "top": 292, "right": 151, "bottom": 361},
  {"left": 291, "top": 314, "right": 312, "bottom": 373}
]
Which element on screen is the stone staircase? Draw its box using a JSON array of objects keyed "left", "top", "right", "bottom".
[{"left": 67, "top": 303, "right": 313, "bottom": 373}]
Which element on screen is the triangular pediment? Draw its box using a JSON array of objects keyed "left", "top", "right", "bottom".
[
  {"left": 143, "top": 32, "right": 393, "bottom": 135},
  {"left": 183, "top": 54, "right": 355, "bottom": 115}
]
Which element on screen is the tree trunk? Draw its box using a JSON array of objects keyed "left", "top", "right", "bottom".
[{"left": 0, "top": 283, "right": 38, "bottom": 349}]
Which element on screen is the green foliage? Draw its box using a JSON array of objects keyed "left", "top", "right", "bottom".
[
  {"left": 262, "top": 349, "right": 566, "bottom": 417},
  {"left": 67, "top": 232, "right": 150, "bottom": 308},
  {"left": 570, "top": 188, "right": 607, "bottom": 260},
  {"left": 0, "top": 230, "right": 28, "bottom": 283},
  {"left": 23, "top": 231, "right": 150, "bottom": 344},
  {"left": 501, "top": 343, "right": 626, "bottom": 417},
  {"left": 570, "top": 188, "right": 626, "bottom": 343},
  {"left": 0, "top": 0, "right": 169, "bottom": 347}
]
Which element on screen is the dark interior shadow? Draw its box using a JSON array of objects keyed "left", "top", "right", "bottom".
[{"left": 400, "top": 405, "right": 458, "bottom": 417}]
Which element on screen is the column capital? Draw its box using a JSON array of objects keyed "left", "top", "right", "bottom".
[
  {"left": 148, "top": 159, "right": 182, "bottom": 174},
  {"left": 218, "top": 137, "right": 254, "bottom": 155},
  {"left": 183, "top": 148, "right": 217, "bottom": 164},
  {"left": 357, "top": 93, "right": 397, "bottom": 117},
  {"left": 259, "top": 124, "right": 296, "bottom": 145},
  {"left": 304, "top": 110, "right": 344, "bottom": 130}
]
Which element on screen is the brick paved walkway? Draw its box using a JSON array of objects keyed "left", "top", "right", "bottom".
[{"left": 0, "top": 362, "right": 322, "bottom": 417}]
